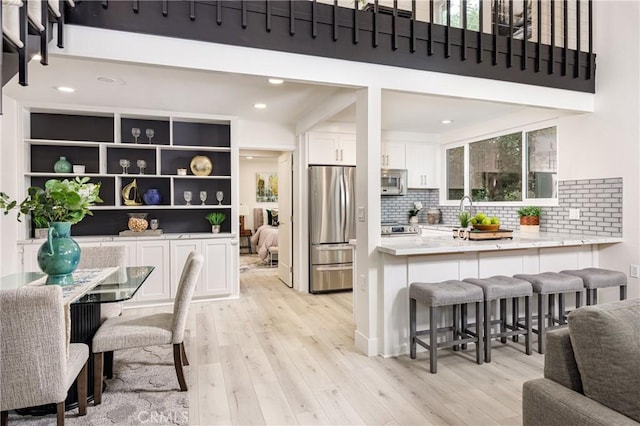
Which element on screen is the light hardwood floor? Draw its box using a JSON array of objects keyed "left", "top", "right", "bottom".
[{"left": 129, "top": 265, "right": 545, "bottom": 426}]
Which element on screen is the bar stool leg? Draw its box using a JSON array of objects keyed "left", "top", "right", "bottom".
[
  {"left": 430, "top": 306, "right": 438, "bottom": 374},
  {"left": 452, "top": 304, "right": 459, "bottom": 351},
  {"left": 621, "top": 285, "right": 627, "bottom": 300},
  {"left": 586, "top": 288, "right": 593, "bottom": 305},
  {"left": 548, "top": 294, "right": 555, "bottom": 327},
  {"left": 475, "top": 301, "right": 483, "bottom": 365},
  {"left": 525, "top": 295, "right": 532, "bottom": 355},
  {"left": 484, "top": 299, "right": 491, "bottom": 362},
  {"left": 499, "top": 298, "right": 507, "bottom": 343},
  {"left": 410, "top": 298, "right": 417, "bottom": 359},
  {"left": 576, "top": 291, "right": 582, "bottom": 309},
  {"left": 461, "top": 304, "right": 468, "bottom": 350},
  {"left": 558, "top": 293, "right": 566, "bottom": 325},
  {"left": 512, "top": 298, "right": 520, "bottom": 342},
  {"left": 593, "top": 289, "right": 598, "bottom": 305},
  {"left": 538, "top": 294, "right": 547, "bottom": 354}
]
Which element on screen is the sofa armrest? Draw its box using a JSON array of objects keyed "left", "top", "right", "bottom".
[{"left": 523, "top": 378, "right": 639, "bottom": 426}]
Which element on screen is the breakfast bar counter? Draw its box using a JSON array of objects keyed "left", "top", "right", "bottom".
[{"left": 376, "top": 230, "right": 622, "bottom": 357}]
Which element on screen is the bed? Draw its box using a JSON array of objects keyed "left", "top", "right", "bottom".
[{"left": 250, "top": 208, "right": 279, "bottom": 262}]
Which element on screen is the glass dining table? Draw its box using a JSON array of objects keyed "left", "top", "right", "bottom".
[{"left": 0, "top": 266, "right": 155, "bottom": 411}]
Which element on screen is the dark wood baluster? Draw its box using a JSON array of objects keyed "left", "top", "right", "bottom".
[
  {"left": 312, "top": 0, "right": 317, "bottom": 38},
  {"left": 507, "top": 0, "right": 513, "bottom": 67},
  {"left": 521, "top": 0, "right": 527, "bottom": 70},
  {"left": 354, "top": 1, "right": 359, "bottom": 44},
  {"left": 535, "top": 0, "right": 541, "bottom": 71},
  {"left": 57, "top": 0, "right": 64, "bottom": 48},
  {"left": 445, "top": 0, "right": 450, "bottom": 58},
  {"left": 18, "top": 0, "right": 27, "bottom": 86},
  {"left": 428, "top": 0, "right": 434, "bottom": 55},
  {"left": 190, "top": 0, "right": 195, "bottom": 21},
  {"left": 333, "top": 0, "right": 338, "bottom": 41},
  {"left": 493, "top": 0, "right": 498, "bottom": 65},
  {"left": 478, "top": 0, "right": 483, "bottom": 62},
  {"left": 462, "top": 0, "right": 467, "bottom": 60},
  {"left": 392, "top": 0, "right": 398, "bottom": 50},
  {"left": 562, "top": 0, "right": 568, "bottom": 76},
  {"left": 289, "top": 1, "right": 295, "bottom": 35},
  {"left": 374, "top": 0, "right": 379, "bottom": 47},
  {"left": 132, "top": 0, "right": 139, "bottom": 13},
  {"left": 410, "top": 0, "right": 416, "bottom": 52},
  {"left": 40, "top": 0, "right": 48, "bottom": 65},
  {"left": 242, "top": 0, "right": 247, "bottom": 28},
  {"left": 266, "top": 0, "right": 272, "bottom": 32},
  {"left": 217, "top": 1, "right": 222, "bottom": 25},
  {"left": 575, "top": 0, "right": 580, "bottom": 78},
  {"left": 101, "top": 1, "right": 108, "bottom": 9},
  {"left": 549, "top": 0, "right": 555, "bottom": 74},
  {"left": 587, "top": 0, "right": 593, "bottom": 80},
  {"left": 162, "top": 0, "right": 168, "bottom": 17}
]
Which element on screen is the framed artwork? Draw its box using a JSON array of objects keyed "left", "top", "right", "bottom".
[{"left": 256, "top": 171, "right": 278, "bottom": 202}]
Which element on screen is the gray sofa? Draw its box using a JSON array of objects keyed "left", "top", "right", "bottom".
[{"left": 523, "top": 298, "right": 640, "bottom": 426}]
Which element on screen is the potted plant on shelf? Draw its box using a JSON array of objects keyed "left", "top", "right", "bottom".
[
  {"left": 517, "top": 206, "right": 541, "bottom": 233},
  {"left": 408, "top": 201, "right": 423, "bottom": 224},
  {"left": 205, "top": 212, "right": 226, "bottom": 233},
  {"left": 0, "top": 177, "right": 102, "bottom": 284}
]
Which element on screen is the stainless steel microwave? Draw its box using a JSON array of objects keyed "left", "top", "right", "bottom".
[{"left": 381, "top": 169, "right": 407, "bottom": 195}]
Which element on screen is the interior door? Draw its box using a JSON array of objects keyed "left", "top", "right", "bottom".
[{"left": 277, "top": 152, "right": 293, "bottom": 287}]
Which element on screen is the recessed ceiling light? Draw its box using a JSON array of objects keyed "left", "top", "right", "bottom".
[
  {"left": 268, "top": 78, "right": 284, "bottom": 85},
  {"left": 254, "top": 103, "right": 267, "bottom": 109},
  {"left": 246, "top": 156, "right": 253, "bottom": 160},
  {"left": 55, "top": 86, "right": 75, "bottom": 93},
  {"left": 32, "top": 54, "right": 42, "bottom": 61},
  {"left": 441, "top": 119, "right": 453, "bottom": 124}
]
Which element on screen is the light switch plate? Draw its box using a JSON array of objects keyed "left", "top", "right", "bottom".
[
  {"left": 569, "top": 208, "right": 580, "bottom": 220},
  {"left": 630, "top": 264, "right": 640, "bottom": 278},
  {"left": 358, "top": 206, "right": 365, "bottom": 222}
]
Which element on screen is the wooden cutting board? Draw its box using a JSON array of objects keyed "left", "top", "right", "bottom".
[{"left": 453, "top": 229, "right": 514, "bottom": 240}]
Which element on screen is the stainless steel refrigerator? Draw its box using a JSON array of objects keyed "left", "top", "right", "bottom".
[{"left": 309, "top": 165, "right": 355, "bottom": 293}]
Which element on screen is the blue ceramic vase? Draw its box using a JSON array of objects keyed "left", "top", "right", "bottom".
[
  {"left": 143, "top": 188, "right": 162, "bottom": 205},
  {"left": 37, "top": 222, "right": 80, "bottom": 285}
]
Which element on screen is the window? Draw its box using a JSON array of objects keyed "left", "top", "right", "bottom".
[
  {"left": 438, "top": 0, "right": 480, "bottom": 31},
  {"left": 445, "top": 125, "right": 557, "bottom": 204}
]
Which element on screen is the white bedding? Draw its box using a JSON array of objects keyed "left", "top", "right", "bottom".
[{"left": 251, "top": 225, "right": 278, "bottom": 261}]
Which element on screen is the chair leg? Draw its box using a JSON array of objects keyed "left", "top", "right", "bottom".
[
  {"left": 525, "top": 295, "right": 532, "bottom": 355},
  {"left": 586, "top": 288, "right": 592, "bottom": 305},
  {"left": 558, "top": 293, "right": 566, "bottom": 325},
  {"left": 94, "top": 352, "right": 104, "bottom": 405},
  {"left": 538, "top": 294, "right": 547, "bottom": 354},
  {"left": 429, "top": 306, "right": 438, "bottom": 374},
  {"left": 484, "top": 300, "right": 491, "bottom": 363},
  {"left": 499, "top": 298, "right": 507, "bottom": 343},
  {"left": 1, "top": 411, "right": 8, "bottom": 426},
  {"left": 181, "top": 342, "right": 189, "bottom": 366},
  {"left": 576, "top": 291, "right": 582, "bottom": 309},
  {"left": 56, "top": 402, "right": 65, "bottom": 426},
  {"left": 475, "top": 301, "right": 483, "bottom": 365},
  {"left": 410, "top": 298, "right": 417, "bottom": 359},
  {"left": 104, "top": 351, "right": 114, "bottom": 379},
  {"left": 548, "top": 294, "right": 555, "bottom": 327},
  {"left": 452, "top": 304, "right": 459, "bottom": 351},
  {"left": 77, "top": 361, "right": 88, "bottom": 416},
  {"left": 173, "top": 343, "right": 188, "bottom": 391},
  {"left": 461, "top": 304, "right": 468, "bottom": 350},
  {"left": 620, "top": 285, "right": 627, "bottom": 300},
  {"left": 592, "top": 289, "right": 598, "bottom": 305},
  {"left": 512, "top": 297, "right": 519, "bottom": 342}
]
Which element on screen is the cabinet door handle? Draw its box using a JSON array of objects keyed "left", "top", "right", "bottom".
[
  {"left": 335, "top": 148, "right": 339, "bottom": 161},
  {"left": 340, "top": 149, "right": 344, "bottom": 161}
]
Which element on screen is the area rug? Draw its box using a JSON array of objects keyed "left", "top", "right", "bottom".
[
  {"left": 239, "top": 254, "right": 277, "bottom": 273},
  {"left": 8, "top": 345, "right": 189, "bottom": 425}
]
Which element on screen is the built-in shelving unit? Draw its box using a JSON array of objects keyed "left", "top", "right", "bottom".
[{"left": 23, "top": 109, "right": 235, "bottom": 237}]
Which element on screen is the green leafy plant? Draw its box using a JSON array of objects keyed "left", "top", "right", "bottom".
[
  {"left": 516, "top": 206, "right": 541, "bottom": 218},
  {"left": 458, "top": 211, "right": 471, "bottom": 227},
  {"left": 0, "top": 177, "right": 102, "bottom": 224},
  {"left": 205, "top": 212, "right": 226, "bottom": 226},
  {"left": 32, "top": 215, "right": 49, "bottom": 229}
]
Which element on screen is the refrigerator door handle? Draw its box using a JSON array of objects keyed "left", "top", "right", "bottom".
[
  {"left": 315, "top": 265, "right": 353, "bottom": 272},
  {"left": 340, "top": 170, "right": 347, "bottom": 240}
]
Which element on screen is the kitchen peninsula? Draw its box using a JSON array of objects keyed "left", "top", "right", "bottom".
[{"left": 377, "top": 230, "right": 622, "bottom": 357}]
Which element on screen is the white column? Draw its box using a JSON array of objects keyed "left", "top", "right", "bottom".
[{"left": 354, "top": 87, "right": 382, "bottom": 356}]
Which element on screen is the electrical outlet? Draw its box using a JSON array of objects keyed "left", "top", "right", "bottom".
[
  {"left": 569, "top": 208, "right": 580, "bottom": 220},
  {"left": 630, "top": 264, "right": 640, "bottom": 278}
]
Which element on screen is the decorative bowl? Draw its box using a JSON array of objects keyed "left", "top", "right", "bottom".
[
  {"left": 473, "top": 224, "right": 500, "bottom": 231},
  {"left": 190, "top": 155, "right": 213, "bottom": 176}
]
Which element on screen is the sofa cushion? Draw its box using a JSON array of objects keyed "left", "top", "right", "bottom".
[{"left": 567, "top": 299, "right": 640, "bottom": 423}]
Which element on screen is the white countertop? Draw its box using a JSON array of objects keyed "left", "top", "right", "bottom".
[
  {"left": 378, "top": 230, "right": 622, "bottom": 256},
  {"left": 18, "top": 232, "right": 237, "bottom": 244}
]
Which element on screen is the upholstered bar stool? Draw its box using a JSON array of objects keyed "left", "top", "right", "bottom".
[
  {"left": 409, "top": 280, "right": 484, "bottom": 373},
  {"left": 559, "top": 268, "right": 627, "bottom": 305},
  {"left": 513, "top": 272, "right": 584, "bottom": 354},
  {"left": 463, "top": 276, "right": 533, "bottom": 362}
]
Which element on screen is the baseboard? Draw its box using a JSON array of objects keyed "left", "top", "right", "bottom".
[{"left": 354, "top": 329, "right": 378, "bottom": 356}]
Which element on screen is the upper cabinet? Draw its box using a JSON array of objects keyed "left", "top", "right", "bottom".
[
  {"left": 307, "top": 131, "right": 356, "bottom": 166},
  {"left": 405, "top": 143, "right": 440, "bottom": 189},
  {"left": 23, "top": 109, "right": 235, "bottom": 237},
  {"left": 381, "top": 141, "right": 406, "bottom": 169}
]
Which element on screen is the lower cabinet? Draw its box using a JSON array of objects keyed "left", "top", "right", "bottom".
[{"left": 133, "top": 240, "right": 171, "bottom": 302}]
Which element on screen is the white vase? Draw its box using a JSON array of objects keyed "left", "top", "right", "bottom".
[
  {"left": 409, "top": 216, "right": 418, "bottom": 224},
  {"left": 211, "top": 225, "right": 221, "bottom": 233}
]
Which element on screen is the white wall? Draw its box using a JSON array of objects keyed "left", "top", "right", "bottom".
[
  {"left": 237, "top": 120, "right": 295, "bottom": 151},
  {"left": 239, "top": 157, "right": 279, "bottom": 231}
]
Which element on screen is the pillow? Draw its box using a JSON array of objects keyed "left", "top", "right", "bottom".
[
  {"left": 567, "top": 299, "right": 640, "bottom": 422},
  {"left": 266, "top": 209, "right": 279, "bottom": 226}
]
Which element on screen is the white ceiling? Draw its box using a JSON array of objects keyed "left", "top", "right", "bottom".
[{"left": 4, "top": 55, "right": 559, "bottom": 135}]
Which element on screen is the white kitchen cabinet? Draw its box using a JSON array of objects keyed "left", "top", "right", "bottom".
[
  {"left": 170, "top": 239, "right": 234, "bottom": 298},
  {"left": 132, "top": 240, "right": 171, "bottom": 302},
  {"left": 405, "top": 143, "right": 440, "bottom": 189},
  {"left": 381, "top": 142, "right": 406, "bottom": 169},
  {"left": 307, "top": 132, "right": 356, "bottom": 166}
]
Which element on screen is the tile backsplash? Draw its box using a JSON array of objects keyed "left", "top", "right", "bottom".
[{"left": 380, "top": 177, "right": 622, "bottom": 237}]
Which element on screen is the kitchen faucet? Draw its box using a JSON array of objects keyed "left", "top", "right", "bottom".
[{"left": 459, "top": 195, "right": 474, "bottom": 217}]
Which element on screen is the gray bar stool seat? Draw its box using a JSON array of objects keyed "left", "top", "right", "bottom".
[
  {"left": 409, "top": 280, "right": 484, "bottom": 373},
  {"left": 463, "top": 276, "right": 533, "bottom": 362},
  {"left": 560, "top": 268, "right": 627, "bottom": 305},
  {"left": 513, "top": 272, "right": 584, "bottom": 354}
]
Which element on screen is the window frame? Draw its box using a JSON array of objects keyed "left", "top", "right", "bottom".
[{"left": 440, "top": 121, "right": 559, "bottom": 208}]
